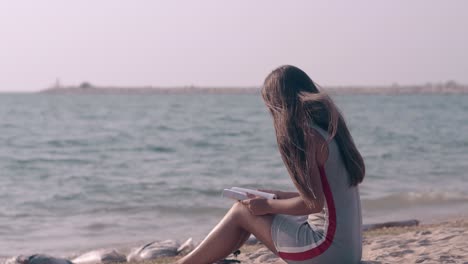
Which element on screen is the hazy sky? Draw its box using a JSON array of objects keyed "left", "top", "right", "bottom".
[{"left": 1, "top": 0, "right": 467, "bottom": 91}]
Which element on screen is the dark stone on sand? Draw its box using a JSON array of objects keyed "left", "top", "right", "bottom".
[{"left": 362, "top": 219, "right": 419, "bottom": 231}]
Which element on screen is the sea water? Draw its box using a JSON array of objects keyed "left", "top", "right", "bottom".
[{"left": 0, "top": 93, "right": 467, "bottom": 257}]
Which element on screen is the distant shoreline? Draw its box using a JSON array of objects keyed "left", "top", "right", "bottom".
[{"left": 38, "top": 83, "right": 468, "bottom": 95}]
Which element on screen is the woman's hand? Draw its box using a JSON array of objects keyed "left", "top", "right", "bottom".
[{"left": 241, "top": 193, "right": 272, "bottom": 216}]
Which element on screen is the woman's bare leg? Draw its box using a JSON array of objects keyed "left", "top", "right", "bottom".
[
  {"left": 177, "top": 202, "right": 278, "bottom": 264},
  {"left": 232, "top": 229, "right": 251, "bottom": 252}
]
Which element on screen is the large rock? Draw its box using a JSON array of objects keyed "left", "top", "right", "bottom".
[
  {"left": 127, "top": 240, "right": 180, "bottom": 262},
  {"left": 71, "top": 249, "right": 126, "bottom": 264}
]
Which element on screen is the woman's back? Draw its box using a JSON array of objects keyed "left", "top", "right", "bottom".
[{"left": 307, "top": 124, "right": 362, "bottom": 263}]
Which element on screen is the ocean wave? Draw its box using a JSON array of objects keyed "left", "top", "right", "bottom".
[
  {"left": 362, "top": 191, "right": 468, "bottom": 210},
  {"left": 0, "top": 212, "right": 49, "bottom": 219},
  {"left": 80, "top": 204, "right": 225, "bottom": 216},
  {"left": 209, "top": 130, "right": 253, "bottom": 138},
  {"left": 152, "top": 124, "right": 175, "bottom": 131},
  {"left": 217, "top": 115, "right": 246, "bottom": 123},
  {"left": 83, "top": 221, "right": 121, "bottom": 231},
  {"left": 11, "top": 158, "right": 93, "bottom": 165},
  {"left": 145, "top": 145, "right": 176, "bottom": 153},
  {"left": 47, "top": 139, "right": 91, "bottom": 148}
]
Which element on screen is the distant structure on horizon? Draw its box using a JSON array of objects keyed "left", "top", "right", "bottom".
[
  {"left": 40, "top": 81, "right": 468, "bottom": 95},
  {"left": 53, "top": 78, "right": 61, "bottom": 89}
]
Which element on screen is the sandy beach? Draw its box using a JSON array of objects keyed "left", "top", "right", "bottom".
[
  {"left": 360, "top": 218, "right": 468, "bottom": 263},
  {"left": 3, "top": 218, "right": 467, "bottom": 264},
  {"left": 119, "top": 217, "right": 468, "bottom": 264}
]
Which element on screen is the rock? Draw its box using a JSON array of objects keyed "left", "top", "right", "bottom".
[
  {"left": 5, "top": 255, "right": 72, "bottom": 264},
  {"left": 127, "top": 240, "right": 180, "bottom": 262},
  {"left": 362, "top": 219, "right": 419, "bottom": 231},
  {"left": 177, "top": 238, "right": 195, "bottom": 255},
  {"left": 4, "top": 256, "right": 26, "bottom": 264},
  {"left": 71, "top": 249, "right": 126, "bottom": 264}
]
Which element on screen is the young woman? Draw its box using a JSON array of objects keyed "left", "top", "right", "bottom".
[{"left": 177, "top": 65, "right": 365, "bottom": 264}]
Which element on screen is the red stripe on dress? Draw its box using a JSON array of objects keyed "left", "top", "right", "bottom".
[{"left": 277, "top": 166, "right": 337, "bottom": 261}]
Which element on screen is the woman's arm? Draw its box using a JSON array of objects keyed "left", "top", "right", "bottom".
[
  {"left": 278, "top": 191, "right": 300, "bottom": 199},
  {"left": 267, "top": 195, "right": 323, "bottom": 215},
  {"left": 241, "top": 194, "right": 323, "bottom": 216},
  {"left": 257, "top": 189, "right": 300, "bottom": 199},
  {"left": 243, "top": 129, "right": 328, "bottom": 216}
]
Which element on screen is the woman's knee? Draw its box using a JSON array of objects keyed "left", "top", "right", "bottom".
[{"left": 229, "top": 202, "right": 251, "bottom": 220}]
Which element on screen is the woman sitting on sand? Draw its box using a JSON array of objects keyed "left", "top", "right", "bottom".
[{"left": 177, "top": 65, "right": 365, "bottom": 264}]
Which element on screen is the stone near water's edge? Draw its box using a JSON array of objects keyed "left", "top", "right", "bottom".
[
  {"left": 5, "top": 255, "right": 72, "bottom": 264},
  {"left": 362, "top": 219, "right": 419, "bottom": 231},
  {"left": 71, "top": 249, "right": 126, "bottom": 264},
  {"left": 127, "top": 240, "right": 180, "bottom": 262}
]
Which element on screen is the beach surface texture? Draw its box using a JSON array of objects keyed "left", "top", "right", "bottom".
[{"left": 116, "top": 218, "right": 468, "bottom": 264}]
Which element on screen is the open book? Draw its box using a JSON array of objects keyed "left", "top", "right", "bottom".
[{"left": 222, "top": 187, "right": 277, "bottom": 201}]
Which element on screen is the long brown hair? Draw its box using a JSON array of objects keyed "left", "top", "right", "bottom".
[{"left": 261, "top": 65, "right": 365, "bottom": 207}]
